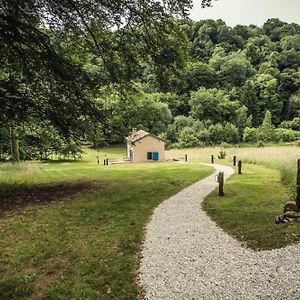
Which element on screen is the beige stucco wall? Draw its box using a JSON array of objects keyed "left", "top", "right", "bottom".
[{"left": 127, "top": 136, "right": 165, "bottom": 163}]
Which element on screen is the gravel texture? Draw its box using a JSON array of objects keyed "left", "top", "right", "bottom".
[{"left": 138, "top": 164, "right": 300, "bottom": 300}]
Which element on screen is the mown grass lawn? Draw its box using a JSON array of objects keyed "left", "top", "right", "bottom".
[
  {"left": 0, "top": 150, "right": 212, "bottom": 299},
  {"left": 203, "top": 163, "right": 300, "bottom": 250}
]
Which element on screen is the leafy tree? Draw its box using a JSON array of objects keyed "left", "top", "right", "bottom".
[
  {"left": 254, "top": 74, "right": 282, "bottom": 125},
  {"left": 189, "top": 87, "right": 240, "bottom": 124},
  {"left": 263, "top": 18, "right": 287, "bottom": 41},
  {"left": 246, "top": 115, "right": 253, "bottom": 128},
  {"left": 261, "top": 110, "right": 274, "bottom": 130},
  {"left": 286, "top": 92, "right": 300, "bottom": 120},
  {"left": 177, "top": 127, "right": 200, "bottom": 148},
  {"left": 219, "top": 52, "right": 254, "bottom": 87},
  {"left": 0, "top": 0, "right": 196, "bottom": 160},
  {"left": 280, "top": 117, "right": 300, "bottom": 131},
  {"left": 244, "top": 36, "right": 272, "bottom": 66},
  {"left": 236, "top": 106, "right": 248, "bottom": 139},
  {"left": 207, "top": 123, "right": 239, "bottom": 145},
  {"left": 183, "top": 61, "right": 216, "bottom": 92}
]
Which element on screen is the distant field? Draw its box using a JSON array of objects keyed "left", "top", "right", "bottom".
[
  {"left": 0, "top": 148, "right": 212, "bottom": 299},
  {"left": 167, "top": 145, "right": 299, "bottom": 186},
  {"left": 167, "top": 144, "right": 300, "bottom": 166}
]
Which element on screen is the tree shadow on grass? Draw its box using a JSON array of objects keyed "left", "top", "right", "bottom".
[{"left": 0, "top": 181, "right": 101, "bottom": 217}]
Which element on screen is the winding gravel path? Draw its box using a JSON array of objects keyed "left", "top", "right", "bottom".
[{"left": 138, "top": 164, "right": 300, "bottom": 300}]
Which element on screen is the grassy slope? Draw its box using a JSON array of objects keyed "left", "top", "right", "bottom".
[
  {"left": 0, "top": 148, "right": 212, "bottom": 299},
  {"left": 203, "top": 163, "right": 300, "bottom": 250}
]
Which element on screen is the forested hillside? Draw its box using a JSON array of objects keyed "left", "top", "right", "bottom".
[{"left": 1, "top": 14, "right": 300, "bottom": 160}]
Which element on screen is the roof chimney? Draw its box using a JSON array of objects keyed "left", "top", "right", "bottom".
[{"left": 132, "top": 128, "right": 137, "bottom": 134}]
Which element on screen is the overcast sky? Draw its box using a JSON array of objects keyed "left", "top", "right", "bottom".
[{"left": 189, "top": 0, "right": 300, "bottom": 27}]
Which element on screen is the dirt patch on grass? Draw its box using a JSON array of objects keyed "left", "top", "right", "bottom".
[{"left": 0, "top": 181, "right": 101, "bottom": 218}]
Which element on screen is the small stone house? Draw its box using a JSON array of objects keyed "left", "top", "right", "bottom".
[{"left": 126, "top": 129, "right": 165, "bottom": 163}]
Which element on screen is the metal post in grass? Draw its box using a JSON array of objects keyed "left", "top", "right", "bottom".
[
  {"left": 103, "top": 159, "right": 106, "bottom": 166},
  {"left": 218, "top": 171, "right": 224, "bottom": 196},
  {"left": 233, "top": 155, "right": 237, "bottom": 166},
  {"left": 238, "top": 160, "right": 242, "bottom": 174},
  {"left": 296, "top": 159, "right": 300, "bottom": 209},
  {"left": 211, "top": 155, "right": 214, "bottom": 164},
  {"left": 97, "top": 156, "right": 99, "bottom": 164},
  {"left": 106, "top": 158, "right": 109, "bottom": 165},
  {"left": 185, "top": 154, "right": 188, "bottom": 162}
]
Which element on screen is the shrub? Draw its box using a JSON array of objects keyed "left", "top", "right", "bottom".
[
  {"left": 197, "top": 129, "right": 211, "bottom": 145},
  {"left": 177, "top": 127, "right": 200, "bottom": 148},
  {"left": 243, "top": 127, "right": 259, "bottom": 143},
  {"left": 256, "top": 141, "right": 265, "bottom": 147},
  {"left": 280, "top": 117, "right": 300, "bottom": 131},
  {"left": 243, "top": 127, "right": 300, "bottom": 143},
  {"left": 218, "top": 149, "right": 226, "bottom": 159},
  {"left": 220, "top": 142, "right": 231, "bottom": 149},
  {"left": 208, "top": 123, "right": 239, "bottom": 145},
  {"left": 274, "top": 128, "right": 300, "bottom": 142}
]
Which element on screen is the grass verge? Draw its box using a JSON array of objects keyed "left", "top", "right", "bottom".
[
  {"left": 0, "top": 162, "right": 212, "bottom": 299},
  {"left": 203, "top": 164, "right": 300, "bottom": 250}
]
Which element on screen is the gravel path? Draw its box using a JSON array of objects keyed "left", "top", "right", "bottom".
[{"left": 138, "top": 164, "right": 300, "bottom": 300}]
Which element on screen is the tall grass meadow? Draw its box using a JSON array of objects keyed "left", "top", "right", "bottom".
[
  {"left": 167, "top": 145, "right": 299, "bottom": 200},
  {"left": 0, "top": 162, "right": 41, "bottom": 191}
]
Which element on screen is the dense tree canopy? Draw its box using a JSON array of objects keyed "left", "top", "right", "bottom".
[{"left": 0, "top": 0, "right": 299, "bottom": 159}]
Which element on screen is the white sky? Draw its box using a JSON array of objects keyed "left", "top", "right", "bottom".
[{"left": 189, "top": 0, "right": 300, "bottom": 27}]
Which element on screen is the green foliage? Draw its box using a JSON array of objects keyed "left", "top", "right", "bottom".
[
  {"left": 1, "top": 10, "right": 300, "bottom": 154},
  {"left": 190, "top": 87, "right": 240, "bottom": 124},
  {"left": 243, "top": 126, "right": 300, "bottom": 143},
  {"left": 236, "top": 106, "right": 248, "bottom": 138},
  {"left": 219, "top": 52, "right": 255, "bottom": 87},
  {"left": 261, "top": 110, "right": 273, "bottom": 129},
  {"left": 176, "top": 127, "right": 200, "bottom": 148},
  {"left": 217, "top": 149, "right": 226, "bottom": 159},
  {"left": 280, "top": 117, "right": 300, "bottom": 131},
  {"left": 243, "top": 127, "right": 259, "bottom": 143},
  {"left": 207, "top": 123, "right": 239, "bottom": 145}
]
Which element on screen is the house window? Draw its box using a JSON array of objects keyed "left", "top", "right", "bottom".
[{"left": 147, "top": 152, "right": 153, "bottom": 160}]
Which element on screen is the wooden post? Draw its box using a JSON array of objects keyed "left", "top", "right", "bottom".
[
  {"left": 233, "top": 155, "right": 237, "bottom": 166},
  {"left": 296, "top": 159, "right": 300, "bottom": 209},
  {"left": 103, "top": 159, "right": 106, "bottom": 166},
  {"left": 219, "top": 172, "right": 224, "bottom": 196},
  {"left": 238, "top": 160, "right": 242, "bottom": 174},
  {"left": 185, "top": 154, "right": 188, "bottom": 162},
  {"left": 106, "top": 158, "right": 109, "bottom": 165},
  {"left": 97, "top": 156, "right": 99, "bottom": 164},
  {"left": 211, "top": 155, "right": 214, "bottom": 164}
]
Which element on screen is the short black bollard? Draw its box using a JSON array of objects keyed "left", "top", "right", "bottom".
[
  {"left": 185, "top": 154, "right": 188, "bottom": 162},
  {"left": 103, "top": 159, "right": 106, "bottom": 166},
  {"left": 97, "top": 156, "right": 99, "bottom": 164},
  {"left": 233, "top": 155, "right": 237, "bottom": 166},
  {"left": 106, "top": 158, "right": 109, "bottom": 165},
  {"left": 211, "top": 155, "right": 214, "bottom": 164},
  {"left": 218, "top": 171, "right": 224, "bottom": 196},
  {"left": 238, "top": 160, "right": 242, "bottom": 174}
]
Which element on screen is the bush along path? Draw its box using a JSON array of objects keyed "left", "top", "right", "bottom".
[{"left": 138, "top": 164, "right": 300, "bottom": 300}]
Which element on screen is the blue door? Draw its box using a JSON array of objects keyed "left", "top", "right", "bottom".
[{"left": 153, "top": 152, "right": 159, "bottom": 161}]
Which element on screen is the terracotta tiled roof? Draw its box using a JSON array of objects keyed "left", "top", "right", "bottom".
[
  {"left": 126, "top": 130, "right": 164, "bottom": 143},
  {"left": 126, "top": 130, "right": 150, "bottom": 143}
]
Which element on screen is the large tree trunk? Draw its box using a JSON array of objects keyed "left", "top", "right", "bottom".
[{"left": 10, "top": 120, "right": 19, "bottom": 163}]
